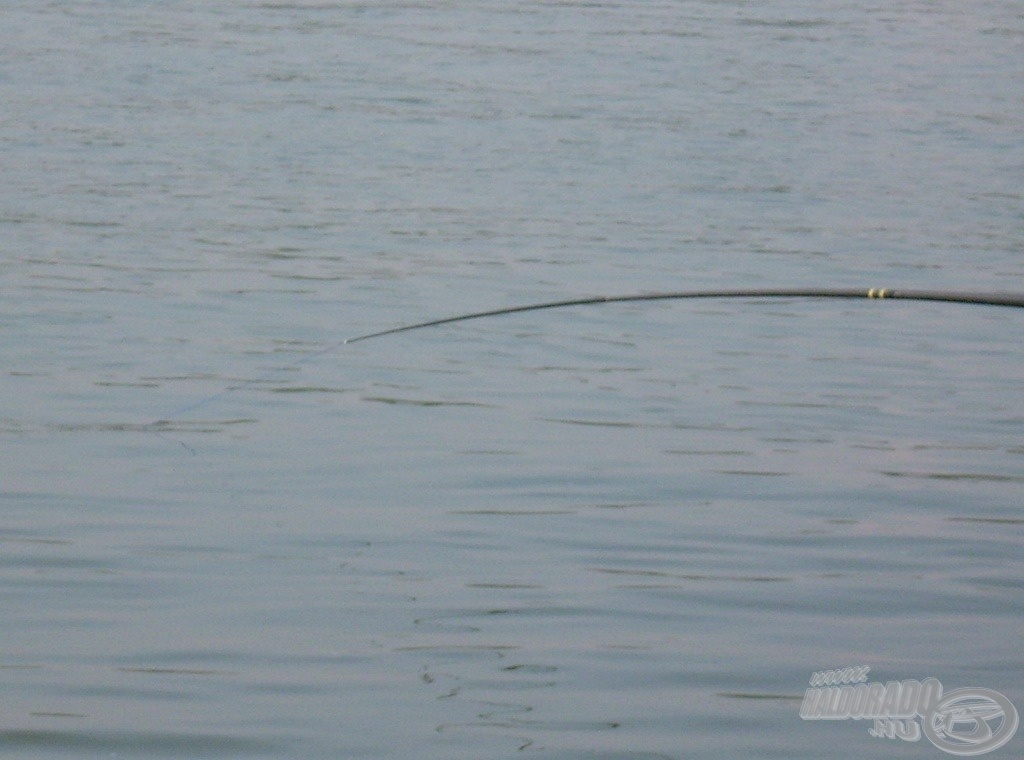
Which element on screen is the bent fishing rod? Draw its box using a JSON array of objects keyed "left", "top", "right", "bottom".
[
  {"left": 342, "top": 287, "right": 1024, "bottom": 344},
  {"left": 154, "top": 287, "right": 1023, "bottom": 425}
]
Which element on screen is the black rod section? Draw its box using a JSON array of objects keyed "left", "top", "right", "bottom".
[
  {"left": 343, "top": 288, "right": 1024, "bottom": 345},
  {"left": 152, "top": 287, "right": 1022, "bottom": 426}
]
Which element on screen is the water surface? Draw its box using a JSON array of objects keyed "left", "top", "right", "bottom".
[{"left": 2, "top": 1, "right": 1022, "bottom": 758}]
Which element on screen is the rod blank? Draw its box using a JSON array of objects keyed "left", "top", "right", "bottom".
[
  {"left": 343, "top": 287, "right": 1024, "bottom": 344},
  {"left": 151, "top": 286, "right": 1021, "bottom": 426}
]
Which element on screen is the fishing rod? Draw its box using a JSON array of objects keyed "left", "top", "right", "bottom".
[
  {"left": 153, "top": 287, "right": 1022, "bottom": 426},
  {"left": 342, "top": 287, "right": 1024, "bottom": 344}
]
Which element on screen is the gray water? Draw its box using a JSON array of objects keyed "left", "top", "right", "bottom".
[{"left": 3, "top": 2, "right": 1023, "bottom": 758}]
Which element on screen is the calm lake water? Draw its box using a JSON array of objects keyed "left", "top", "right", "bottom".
[{"left": 3, "top": 1, "right": 1022, "bottom": 758}]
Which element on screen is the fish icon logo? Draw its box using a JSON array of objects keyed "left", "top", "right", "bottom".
[{"left": 923, "top": 688, "right": 1019, "bottom": 756}]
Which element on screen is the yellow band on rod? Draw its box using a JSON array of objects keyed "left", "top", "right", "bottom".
[{"left": 867, "top": 288, "right": 890, "bottom": 299}]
